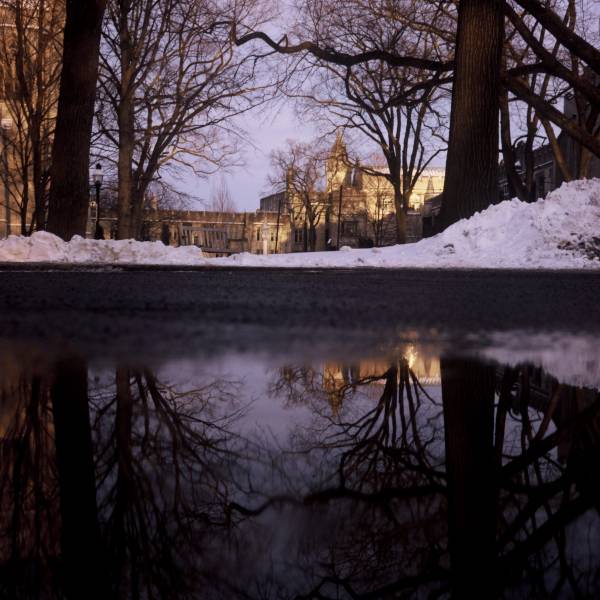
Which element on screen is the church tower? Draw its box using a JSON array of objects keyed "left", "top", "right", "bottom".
[
  {"left": 424, "top": 175, "right": 436, "bottom": 200},
  {"left": 326, "top": 131, "right": 351, "bottom": 192}
]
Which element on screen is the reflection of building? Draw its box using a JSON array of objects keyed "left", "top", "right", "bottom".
[{"left": 322, "top": 353, "right": 441, "bottom": 414}]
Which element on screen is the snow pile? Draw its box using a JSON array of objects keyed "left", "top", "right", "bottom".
[
  {"left": 0, "top": 178, "right": 599, "bottom": 268},
  {"left": 215, "top": 178, "right": 600, "bottom": 269},
  {"left": 0, "top": 231, "right": 208, "bottom": 265}
]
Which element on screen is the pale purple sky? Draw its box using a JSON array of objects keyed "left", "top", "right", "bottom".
[{"left": 188, "top": 104, "right": 317, "bottom": 212}]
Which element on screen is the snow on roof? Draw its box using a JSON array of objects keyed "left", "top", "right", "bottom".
[{"left": 0, "top": 178, "right": 598, "bottom": 269}]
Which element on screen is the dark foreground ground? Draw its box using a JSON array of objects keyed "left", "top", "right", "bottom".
[
  {"left": 0, "top": 268, "right": 597, "bottom": 359},
  {"left": 1, "top": 268, "right": 599, "bottom": 599}
]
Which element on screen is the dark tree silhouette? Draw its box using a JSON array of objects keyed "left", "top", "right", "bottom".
[
  {"left": 441, "top": 357, "right": 497, "bottom": 595},
  {"left": 50, "top": 357, "right": 108, "bottom": 599},
  {"left": 439, "top": 0, "right": 504, "bottom": 227},
  {"left": 46, "top": 0, "right": 107, "bottom": 240}
]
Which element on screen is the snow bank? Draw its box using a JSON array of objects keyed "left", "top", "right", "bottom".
[
  {"left": 0, "top": 232, "right": 209, "bottom": 265},
  {"left": 0, "top": 178, "right": 599, "bottom": 268},
  {"left": 215, "top": 178, "right": 600, "bottom": 269}
]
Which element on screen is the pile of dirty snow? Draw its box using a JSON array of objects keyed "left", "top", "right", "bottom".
[
  {"left": 214, "top": 178, "right": 600, "bottom": 269},
  {"left": 0, "top": 178, "right": 598, "bottom": 268},
  {"left": 0, "top": 232, "right": 208, "bottom": 265}
]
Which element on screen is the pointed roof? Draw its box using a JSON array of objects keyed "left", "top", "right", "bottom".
[
  {"left": 330, "top": 129, "right": 347, "bottom": 159},
  {"left": 426, "top": 176, "right": 435, "bottom": 195}
]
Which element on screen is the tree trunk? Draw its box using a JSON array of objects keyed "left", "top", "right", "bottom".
[
  {"left": 116, "top": 1, "right": 136, "bottom": 240},
  {"left": 19, "top": 162, "right": 30, "bottom": 235},
  {"left": 392, "top": 181, "right": 406, "bottom": 244},
  {"left": 46, "top": 0, "right": 107, "bottom": 241},
  {"left": 442, "top": 357, "right": 497, "bottom": 596},
  {"left": 308, "top": 219, "right": 318, "bottom": 251},
  {"left": 112, "top": 368, "right": 133, "bottom": 588},
  {"left": 116, "top": 101, "right": 135, "bottom": 239},
  {"left": 540, "top": 118, "right": 571, "bottom": 183},
  {"left": 31, "top": 122, "right": 46, "bottom": 232},
  {"left": 51, "top": 356, "right": 108, "bottom": 599},
  {"left": 303, "top": 219, "right": 308, "bottom": 252},
  {"left": 129, "top": 185, "right": 147, "bottom": 240},
  {"left": 440, "top": 0, "right": 504, "bottom": 228},
  {"left": 500, "top": 88, "right": 528, "bottom": 202}
]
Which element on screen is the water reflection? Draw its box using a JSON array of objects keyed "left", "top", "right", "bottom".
[{"left": 1, "top": 347, "right": 599, "bottom": 598}]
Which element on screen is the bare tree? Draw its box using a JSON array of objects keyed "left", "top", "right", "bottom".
[
  {"left": 207, "top": 175, "right": 237, "bottom": 212},
  {"left": 0, "top": 0, "right": 63, "bottom": 234},
  {"left": 363, "top": 172, "right": 396, "bottom": 247},
  {"left": 46, "top": 0, "right": 107, "bottom": 240},
  {"left": 96, "top": 0, "right": 269, "bottom": 240},
  {"left": 501, "top": 0, "right": 600, "bottom": 201},
  {"left": 268, "top": 139, "right": 326, "bottom": 252},
  {"left": 288, "top": 0, "right": 450, "bottom": 242},
  {"left": 234, "top": 0, "right": 600, "bottom": 231}
]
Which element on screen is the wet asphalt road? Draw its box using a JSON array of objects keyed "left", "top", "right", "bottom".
[{"left": 0, "top": 267, "right": 597, "bottom": 359}]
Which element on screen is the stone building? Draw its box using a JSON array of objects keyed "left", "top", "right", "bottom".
[
  {"left": 88, "top": 135, "right": 446, "bottom": 254},
  {"left": 90, "top": 206, "right": 292, "bottom": 257},
  {"left": 272, "top": 135, "right": 445, "bottom": 250}
]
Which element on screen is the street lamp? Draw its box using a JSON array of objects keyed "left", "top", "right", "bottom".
[{"left": 92, "top": 163, "right": 103, "bottom": 239}]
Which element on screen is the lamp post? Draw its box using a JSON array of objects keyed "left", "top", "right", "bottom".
[
  {"left": 1, "top": 117, "right": 12, "bottom": 237},
  {"left": 92, "top": 163, "right": 103, "bottom": 239}
]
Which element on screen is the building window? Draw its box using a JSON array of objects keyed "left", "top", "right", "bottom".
[
  {"left": 256, "top": 228, "right": 260, "bottom": 241},
  {"left": 341, "top": 220, "right": 358, "bottom": 236},
  {"left": 294, "top": 228, "right": 304, "bottom": 243}
]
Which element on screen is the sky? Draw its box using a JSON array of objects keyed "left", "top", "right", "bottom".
[{"left": 188, "top": 95, "right": 318, "bottom": 213}]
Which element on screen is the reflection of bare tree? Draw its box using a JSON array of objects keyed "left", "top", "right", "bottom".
[
  {"left": 441, "top": 357, "right": 499, "bottom": 596},
  {"left": 91, "top": 367, "right": 242, "bottom": 598},
  {"left": 0, "top": 359, "right": 243, "bottom": 599},
  {"left": 243, "top": 357, "right": 448, "bottom": 598},
  {"left": 51, "top": 357, "right": 108, "bottom": 600},
  {"left": 0, "top": 361, "right": 58, "bottom": 598},
  {"left": 0, "top": 356, "right": 109, "bottom": 599},
  {"left": 493, "top": 367, "right": 600, "bottom": 598},
  {"left": 2, "top": 353, "right": 600, "bottom": 599},
  {"left": 244, "top": 357, "right": 600, "bottom": 599}
]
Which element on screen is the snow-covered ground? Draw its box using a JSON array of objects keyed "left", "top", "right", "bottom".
[
  {"left": 0, "top": 230, "right": 211, "bottom": 265},
  {"left": 1, "top": 178, "right": 599, "bottom": 269}
]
